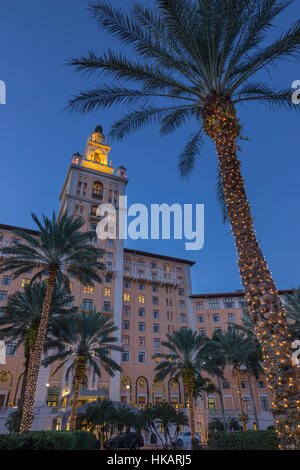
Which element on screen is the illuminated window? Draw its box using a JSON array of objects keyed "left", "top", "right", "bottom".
[
  {"left": 154, "top": 355, "right": 160, "bottom": 363},
  {"left": 104, "top": 287, "right": 111, "bottom": 297},
  {"left": 207, "top": 397, "right": 215, "bottom": 410},
  {"left": 138, "top": 337, "right": 145, "bottom": 347},
  {"left": 155, "top": 396, "right": 162, "bottom": 405},
  {"left": 92, "top": 181, "right": 103, "bottom": 200},
  {"left": 123, "top": 292, "right": 130, "bottom": 301},
  {"left": 138, "top": 295, "right": 145, "bottom": 304},
  {"left": 138, "top": 396, "right": 146, "bottom": 407},
  {"left": 122, "top": 335, "right": 129, "bottom": 345},
  {"left": 22, "top": 278, "right": 30, "bottom": 287},
  {"left": 84, "top": 286, "right": 94, "bottom": 294}
]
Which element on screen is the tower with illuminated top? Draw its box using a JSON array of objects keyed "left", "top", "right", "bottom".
[{"left": 59, "top": 126, "right": 128, "bottom": 401}]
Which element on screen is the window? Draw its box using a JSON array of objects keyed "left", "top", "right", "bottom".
[
  {"left": 91, "top": 222, "right": 97, "bottom": 231},
  {"left": 138, "top": 337, "right": 145, "bottom": 347},
  {"left": 138, "top": 322, "right": 145, "bottom": 332},
  {"left": 259, "top": 396, "right": 270, "bottom": 411},
  {"left": 2, "top": 276, "right": 11, "bottom": 286},
  {"left": 199, "top": 328, "right": 206, "bottom": 336},
  {"left": 154, "top": 355, "right": 160, "bottom": 364},
  {"left": 214, "top": 327, "right": 221, "bottom": 332},
  {"left": 124, "top": 258, "right": 130, "bottom": 265},
  {"left": 139, "top": 283, "right": 145, "bottom": 291},
  {"left": 138, "top": 308, "right": 145, "bottom": 317},
  {"left": 151, "top": 262, "right": 156, "bottom": 269},
  {"left": 212, "top": 314, "right": 220, "bottom": 323},
  {"left": 241, "top": 381, "right": 248, "bottom": 389},
  {"left": 0, "top": 291, "right": 8, "bottom": 301},
  {"left": 154, "top": 338, "right": 160, "bottom": 349},
  {"left": 167, "top": 311, "right": 173, "bottom": 320},
  {"left": 124, "top": 280, "right": 130, "bottom": 289},
  {"left": 122, "top": 335, "right": 129, "bottom": 345},
  {"left": 242, "top": 397, "right": 251, "bottom": 410},
  {"left": 222, "top": 381, "right": 230, "bottom": 389},
  {"left": 123, "top": 306, "right": 130, "bottom": 316},
  {"left": 138, "top": 295, "right": 145, "bottom": 304},
  {"left": 168, "top": 325, "right": 175, "bottom": 334},
  {"left": 114, "top": 191, "right": 118, "bottom": 204},
  {"left": 22, "top": 278, "right": 30, "bottom": 287},
  {"left": 228, "top": 313, "right": 235, "bottom": 322},
  {"left": 138, "top": 351, "right": 145, "bottom": 363},
  {"left": 106, "top": 252, "right": 113, "bottom": 259},
  {"left": 176, "top": 267, "right": 182, "bottom": 273},
  {"left": 137, "top": 260, "right": 144, "bottom": 267},
  {"left": 238, "top": 298, "right": 247, "bottom": 308},
  {"left": 197, "top": 314, "right": 204, "bottom": 323},
  {"left": 207, "top": 397, "right": 215, "bottom": 410},
  {"left": 84, "top": 286, "right": 94, "bottom": 294},
  {"left": 152, "top": 285, "right": 158, "bottom": 293},
  {"left": 104, "top": 287, "right": 111, "bottom": 297},
  {"left": 123, "top": 320, "right": 130, "bottom": 330},
  {"left": 103, "top": 301, "right": 111, "bottom": 312},
  {"left": 153, "top": 323, "right": 160, "bottom": 333},
  {"left": 153, "top": 310, "right": 159, "bottom": 319},
  {"left": 12, "top": 237, "right": 20, "bottom": 245},
  {"left": 82, "top": 299, "right": 93, "bottom": 311},
  {"left": 105, "top": 274, "right": 112, "bottom": 283},
  {"left": 6, "top": 343, "right": 17, "bottom": 355},
  {"left": 123, "top": 292, "right": 130, "bottom": 301},
  {"left": 106, "top": 239, "right": 114, "bottom": 247},
  {"left": 178, "top": 288, "right": 184, "bottom": 296},
  {"left": 180, "top": 313, "right": 186, "bottom": 322},
  {"left": 155, "top": 396, "right": 162, "bottom": 405},
  {"left": 152, "top": 296, "right": 158, "bottom": 305},
  {"left": 90, "top": 205, "right": 97, "bottom": 217},
  {"left": 223, "top": 298, "right": 235, "bottom": 308},
  {"left": 179, "top": 300, "right": 185, "bottom": 309},
  {"left": 257, "top": 380, "right": 265, "bottom": 389},
  {"left": 92, "top": 181, "right": 103, "bottom": 200},
  {"left": 196, "top": 302, "right": 203, "bottom": 310},
  {"left": 122, "top": 351, "right": 129, "bottom": 362},
  {"left": 207, "top": 299, "right": 220, "bottom": 309}
]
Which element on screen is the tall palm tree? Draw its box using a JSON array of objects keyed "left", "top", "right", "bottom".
[
  {"left": 67, "top": 0, "right": 300, "bottom": 448},
  {"left": 193, "top": 375, "right": 218, "bottom": 442},
  {"left": 42, "top": 310, "right": 122, "bottom": 431},
  {"left": 0, "top": 212, "right": 105, "bottom": 432},
  {"left": 154, "top": 327, "right": 222, "bottom": 440},
  {"left": 209, "top": 326, "right": 260, "bottom": 431},
  {"left": 0, "top": 282, "right": 75, "bottom": 420}
]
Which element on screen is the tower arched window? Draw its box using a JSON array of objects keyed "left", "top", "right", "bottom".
[{"left": 92, "top": 181, "right": 103, "bottom": 200}]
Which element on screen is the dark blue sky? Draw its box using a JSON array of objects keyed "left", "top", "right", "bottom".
[{"left": 1, "top": 0, "right": 299, "bottom": 294}]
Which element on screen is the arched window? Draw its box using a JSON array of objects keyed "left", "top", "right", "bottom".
[
  {"left": 90, "top": 205, "right": 98, "bottom": 217},
  {"left": 92, "top": 181, "right": 103, "bottom": 200}
]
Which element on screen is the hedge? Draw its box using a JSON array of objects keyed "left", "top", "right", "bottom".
[
  {"left": 0, "top": 430, "right": 97, "bottom": 450},
  {"left": 207, "top": 430, "right": 279, "bottom": 450}
]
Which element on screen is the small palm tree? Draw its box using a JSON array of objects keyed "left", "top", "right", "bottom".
[
  {"left": 154, "top": 402, "right": 185, "bottom": 449},
  {"left": 209, "top": 326, "right": 259, "bottom": 431},
  {"left": 0, "top": 281, "right": 75, "bottom": 420},
  {"left": 0, "top": 212, "right": 105, "bottom": 431},
  {"left": 154, "top": 327, "right": 222, "bottom": 440},
  {"left": 67, "top": 1, "right": 300, "bottom": 448},
  {"left": 43, "top": 311, "right": 122, "bottom": 431},
  {"left": 77, "top": 398, "right": 115, "bottom": 448}
]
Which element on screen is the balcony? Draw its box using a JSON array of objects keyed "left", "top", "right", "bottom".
[{"left": 123, "top": 264, "right": 178, "bottom": 286}]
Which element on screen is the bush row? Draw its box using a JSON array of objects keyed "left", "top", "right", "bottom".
[
  {"left": 0, "top": 430, "right": 96, "bottom": 450},
  {"left": 207, "top": 430, "right": 279, "bottom": 450}
]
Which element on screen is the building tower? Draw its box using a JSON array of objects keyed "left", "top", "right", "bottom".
[{"left": 59, "top": 126, "right": 128, "bottom": 401}]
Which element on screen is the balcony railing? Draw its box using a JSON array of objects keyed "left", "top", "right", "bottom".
[{"left": 123, "top": 264, "right": 178, "bottom": 286}]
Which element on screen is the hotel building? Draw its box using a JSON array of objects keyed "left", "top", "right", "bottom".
[{"left": 0, "top": 127, "right": 291, "bottom": 432}]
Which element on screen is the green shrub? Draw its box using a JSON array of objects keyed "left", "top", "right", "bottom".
[
  {"left": 0, "top": 430, "right": 96, "bottom": 450},
  {"left": 208, "top": 430, "right": 279, "bottom": 450},
  {"left": 74, "top": 430, "right": 97, "bottom": 450}
]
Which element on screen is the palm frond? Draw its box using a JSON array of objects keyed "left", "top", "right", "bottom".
[{"left": 178, "top": 130, "right": 204, "bottom": 178}]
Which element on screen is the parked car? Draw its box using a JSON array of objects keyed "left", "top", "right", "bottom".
[
  {"left": 104, "top": 432, "right": 144, "bottom": 450},
  {"left": 175, "top": 431, "right": 201, "bottom": 447}
]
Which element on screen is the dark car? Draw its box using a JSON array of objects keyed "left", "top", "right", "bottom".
[{"left": 104, "top": 432, "right": 144, "bottom": 450}]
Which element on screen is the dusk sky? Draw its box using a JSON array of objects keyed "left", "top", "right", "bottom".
[{"left": 1, "top": 0, "right": 299, "bottom": 294}]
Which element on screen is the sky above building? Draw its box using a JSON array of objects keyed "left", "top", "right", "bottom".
[{"left": 1, "top": 0, "right": 299, "bottom": 294}]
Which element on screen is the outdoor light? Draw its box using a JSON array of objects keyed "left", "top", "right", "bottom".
[{"left": 45, "top": 382, "right": 50, "bottom": 388}]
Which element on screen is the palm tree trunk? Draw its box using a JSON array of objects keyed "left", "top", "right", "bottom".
[
  {"left": 203, "top": 96, "right": 300, "bottom": 449},
  {"left": 69, "top": 377, "right": 81, "bottom": 431},
  {"left": 233, "top": 363, "right": 248, "bottom": 432},
  {"left": 17, "top": 354, "right": 30, "bottom": 416},
  {"left": 187, "top": 388, "right": 196, "bottom": 442},
  {"left": 248, "top": 373, "right": 260, "bottom": 430},
  {"left": 217, "top": 377, "right": 227, "bottom": 431},
  {"left": 19, "top": 270, "right": 57, "bottom": 432}
]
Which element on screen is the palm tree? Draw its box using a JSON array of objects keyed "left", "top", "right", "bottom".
[
  {"left": 0, "top": 281, "right": 75, "bottom": 421},
  {"left": 193, "top": 375, "right": 218, "bottom": 442},
  {"left": 77, "top": 398, "right": 116, "bottom": 448},
  {"left": 42, "top": 310, "right": 122, "bottom": 431},
  {"left": 154, "top": 327, "right": 222, "bottom": 440},
  {"left": 154, "top": 402, "right": 186, "bottom": 449},
  {"left": 0, "top": 212, "right": 105, "bottom": 431},
  {"left": 67, "top": 0, "right": 300, "bottom": 448},
  {"left": 210, "top": 326, "right": 260, "bottom": 431}
]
